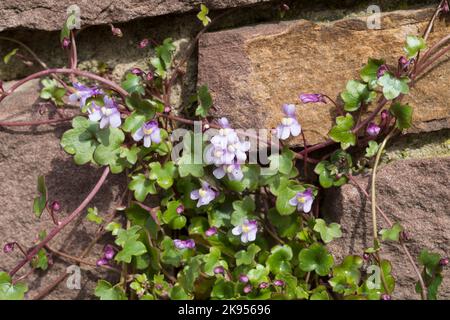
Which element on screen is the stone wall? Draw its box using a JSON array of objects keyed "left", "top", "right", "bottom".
[{"left": 0, "top": 0, "right": 448, "bottom": 300}]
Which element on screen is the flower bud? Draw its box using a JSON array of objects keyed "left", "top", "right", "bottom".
[
  {"left": 155, "top": 284, "right": 163, "bottom": 290},
  {"left": 3, "top": 242, "right": 15, "bottom": 253},
  {"left": 103, "top": 244, "right": 115, "bottom": 260},
  {"left": 273, "top": 279, "right": 285, "bottom": 287},
  {"left": 442, "top": 0, "right": 449, "bottom": 13},
  {"left": 239, "top": 274, "right": 249, "bottom": 283},
  {"left": 381, "top": 294, "right": 391, "bottom": 300},
  {"left": 363, "top": 253, "right": 370, "bottom": 260},
  {"left": 280, "top": 4, "right": 290, "bottom": 11},
  {"left": 259, "top": 282, "right": 269, "bottom": 289},
  {"left": 440, "top": 257, "right": 449, "bottom": 266},
  {"left": 377, "top": 65, "right": 388, "bottom": 79},
  {"left": 366, "top": 122, "right": 381, "bottom": 137},
  {"left": 131, "top": 68, "right": 143, "bottom": 75},
  {"left": 176, "top": 204, "right": 184, "bottom": 214},
  {"left": 146, "top": 72, "right": 154, "bottom": 82},
  {"left": 243, "top": 285, "right": 252, "bottom": 294},
  {"left": 213, "top": 266, "right": 224, "bottom": 274},
  {"left": 51, "top": 200, "right": 62, "bottom": 212},
  {"left": 164, "top": 106, "right": 171, "bottom": 114},
  {"left": 110, "top": 25, "right": 123, "bottom": 38},
  {"left": 139, "top": 38, "right": 149, "bottom": 49},
  {"left": 62, "top": 38, "right": 71, "bottom": 49},
  {"left": 205, "top": 227, "right": 217, "bottom": 237},
  {"left": 96, "top": 258, "right": 109, "bottom": 266},
  {"left": 381, "top": 110, "right": 389, "bottom": 120}
]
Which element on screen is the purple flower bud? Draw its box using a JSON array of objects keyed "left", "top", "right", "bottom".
[
  {"left": 174, "top": 239, "right": 196, "bottom": 250},
  {"left": 103, "top": 244, "right": 115, "bottom": 260},
  {"left": 131, "top": 68, "right": 143, "bottom": 75},
  {"left": 214, "top": 266, "right": 224, "bottom": 274},
  {"left": 363, "top": 253, "right": 370, "bottom": 260},
  {"left": 205, "top": 227, "right": 218, "bottom": 237},
  {"left": 164, "top": 106, "right": 171, "bottom": 113},
  {"left": 3, "top": 242, "right": 15, "bottom": 253},
  {"left": 401, "top": 231, "right": 410, "bottom": 241},
  {"left": 381, "top": 294, "right": 391, "bottom": 300},
  {"left": 377, "top": 65, "right": 388, "bottom": 79},
  {"left": 139, "top": 38, "right": 149, "bottom": 49},
  {"left": 96, "top": 258, "right": 109, "bottom": 266},
  {"left": 155, "top": 284, "right": 163, "bottom": 290},
  {"left": 51, "top": 200, "right": 61, "bottom": 212},
  {"left": 398, "top": 56, "right": 408, "bottom": 66},
  {"left": 185, "top": 239, "right": 196, "bottom": 249},
  {"left": 111, "top": 25, "right": 123, "bottom": 37},
  {"left": 381, "top": 110, "right": 389, "bottom": 120},
  {"left": 273, "top": 280, "right": 285, "bottom": 287},
  {"left": 243, "top": 285, "right": 252, "bottom": 294},
  {"left": 280, "top": 4, "right": 290, "bottom": 11},
  {"left": 259, "top": 282, "right": 269, "bottom": 289},
  {"left": 176, "top": 204, "right": 184, "bottom": 214},
  {"left": 299, "top": 93, "right": 326, "bottom": 104},
  {"left": 146, "top": 72, "right": 154, "bottom": 82},
  {"left": 62, "top": 38, "right": 71, "bottom": 49},
  {"left": 366, "top": 122, "right": 381, "bottom": 137},
  {"left": 440, "top": 258, "right": 449, "bottom": 266},
  {"left": 442, "top": 0, "right": 449, "bottom": 13},
  {"left": 239, "top": 275, "right": 249, "bottom": 283}
]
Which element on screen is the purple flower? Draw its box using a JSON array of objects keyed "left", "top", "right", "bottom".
[
  {"left": 259, "top": 282, "right": 269, "bottom": 289},
  {"left": 366, "top": 122, "right": 381, "bottom": 137},
  {"left": 440, "top": 258, "right": 449, "bottom": 266},
  {"left": 239, "top": 275, "right": 249, "bottom": 283},
  {"left": 299, "top": 93, "right": 326, "bottom": 104},
  {"left": 131, "top": 68, "right": 143, "bottom": 75},
  {"left": 69, "top": 82, "right": 103, "bottom": 108},
  {"left": 442, "top": 0, "right": 449, "bottom": 13},
  {"left": 62, "top": 38, "right": 71, "bottom": 49},
  {"left": 3, "top": 242, "right": 15, "bottom": 253},
  {"left": 289, "top": 189, "right": 314, "bottom": 213},
  {"left": 205, "top": 227, "right": 218, "bottom": 237},
  {"left": 381, "top": 294, "right": 391, "bottom": 301},
  {"left": 232, "top": 220, "right": 258, "bottom": 243},
  {"left": 210, "top": 118, "right": 239, "bottom": 150},
  {"left": 273, "top": 280, "right": 285, "bottom": 287},
  {"left": 132, "top": 120, "right": 161, "bottom": 147},
  {"left": 381, "top": 110, "right": 389, "bottom": 120},
  {"left": 103, "top": 245, "right": 115, "bottom": 260},
  {"left": 214, "top": 266, "right": 224, "bottom": 274},
  {"left": 377, "top": 65, "right": 388, "bottom": 79},
  {"left": 243, "top": 285, "right": 252, "bottom": 294},
  {"left": 174, "top": 239, "right": 196, "bottom": 250},
  {"left": 190, "top": 181, "right": 217, "bottom": 207},
  {"left": 276, "top": 104, "right": 301, "bottom": 140},
  {"left": 88, "top": 96, "right": 121, "bottom": 129},
  {"left": 176, "top": 204, "right": 184, "bottom": 214},
  {"left": 96, "top": 258, "right": 109, "bottom": 266},
  {"left": 139, "top": 38, "right": 149, "bottom": 48},
  {"left": 213, "top": 162, "right": 244, "bottom": 181}
]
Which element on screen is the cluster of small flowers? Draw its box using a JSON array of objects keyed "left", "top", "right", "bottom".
[
  {"left": 238, "top": 274, "right": 285, "bottom": 294},
  {"left": 173, "top": 239, "right": 196, "bottom": 250}
]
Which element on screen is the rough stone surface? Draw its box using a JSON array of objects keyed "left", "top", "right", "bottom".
[
  {"left": 0, "top": 0, "right": 271, "bottom": 32},
  {"left": 198, "top": 7, "right": 450, "bottom": 145},
  {"left": 323, "top": 157, "right": 450, "bottom": 300},
  {"left": 0, "top": 80, "right": 123, "bottom": 299}
]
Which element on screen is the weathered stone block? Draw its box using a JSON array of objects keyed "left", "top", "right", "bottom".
[
  {"left": 323, "top": 157, "right": 450, "bottom": 299},
  {"left": 198, "top": 7, "right": 450, "bottom": 145}
]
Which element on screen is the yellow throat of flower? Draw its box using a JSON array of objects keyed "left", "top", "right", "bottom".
[
  {"left": 297, "top": 196, "right": 306, "bottom": 203},
  {"left": 281, "top": 117, "right": 293, "bottom": 126},
  {"left": 198, "top": 189, "right": 207, "bottom": 198},
  {"left": 143, "top": 127, "right": 154, "bottom": 135}
]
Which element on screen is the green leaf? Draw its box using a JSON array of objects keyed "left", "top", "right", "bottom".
[
  {"left": 33, "top": 175, "right": 47, "bottom": 218},
  {"left": 418, "top": 250, "right": 441, "bottom": 276},
  {"left": 268, "top": 208, "right": 301, "bottom": 240},
  {"left": 329, "top": 255, "right": 363, "bottom": 295},
  {"left": 94, "top": 280, "right": 127, "bottom": 300},
  {"left": 266, "top": 245, "right": 293, "bottom": 275},
  {"left": 197, "top": 4, "right": 211, "bottom": 26},
  {"left": 156, "top": 38, "right": 176, "bottom": 67},
  {"left": 162, "top": 200, "right": 186, "bottom": 230},
  {"left": 87, "top": 207, "right": 103, "bottom": 224},
  {"left": 203, "top": 247, "right": 227, "bottom": 276},
  {"left": 178, "top": 256, "right": 203, "bottom": 293},
  {"left": 211, "top": 278, "right": 235, "bottom": 299},
  {"left": 128, "top": 174, "right": 157, "bottom": 202},
  {"left": 365, "top": 141, "right": 379, "bottom": 158},
  {"left": 40, "top": 78, "right": 67, "bottom": 106},
  {"left": 329, "top": 113, "right": 356, "bottom": 150},
  {"left": 276, "top": 182, "right": 305, "bottom": 215},
  {"left": 360, "top": 58, "right": 384, "bottom": 88},
  {"left": 268, "top": 148, "right": 295, "bottom": 175},
  {"left": 31, "top": 249, "right": 48, "bottom": 271},
  {"left": 0, "top": 272, "right": 28, "bottom": 300},
  {"left": 176, "top": 131, "right": 205, "bottom": 178},
  {"left": 235, "top": 244, "right": 261, "bottom": 266},
  {"left": 115, "top": 238, "right": 147, "bottom": 263},
  {"left": 340, "top": 80, "right": 376, "bottom": 112},
  {"left": 389, "top": 102, "right": 413, "bottom": 130},
  {"left": 149, "top": 161, "right": 177, "bottom": 189},
  {"left": 404, "top": 35, "right": 426, "bottom": 59},
  {"left": 313, "top": 219, "right": 342, "bottom": 244},
  {"left": 93, "top": 127, "right": 127, "bottom": 173},
  {"left": 247, "top": 264, "right": 270, "bottom": 285},
  {"left": 231, "top": 196, "right": 255, "bottom": 226},
  {"left": 379, "top": 223, "right": 403, "bottom": 242},
  {"left": 377, "top": 73, "right": 409, "bottom": 100},
  {"left": 195, "top": 85, "right": 213, "bottom": 117},
  {"left": 121, "top": 73, "right": 144, "bottom": 95},
  {"left": 3, "top": 48, "right": 18, "bottom": 64},
  {"left": 298, "top": 243, "right": 334, "bottom": 276},
  {"left": 169, "top": 284, "right": 192, "bottom": 300}
]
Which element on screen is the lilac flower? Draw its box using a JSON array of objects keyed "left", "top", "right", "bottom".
[
  {"left": 289, "top": 189, "right": 314, "bottom": 213},
  {"left": 232, "top": 220, "right": 258, "bottom": 243},
  {"left": 243, "top": 285, "right": 252, "bottom": 294},
  {"left": 103, "top": 245, "right": 115, "bottom": 260},
  {"left": 213, "top": 162, "right": 244, "bottom": 181},
  {"left": 377, "top": 65, "right": 388, "bottom": 79},
  {"left": 239, "top": 275, "right": 249, "bottom": 283},
  {"left": 132, "top": 120, "right": 161, "bottom": 147},
  {"left": 273, "top": 280, "right": 285, "bottom": 287},
  {"left": 210, "top": 118, "right": 239, "bottom": 149},
  {"left": 214, "top": 266, "right": 225, "bottom": 274},
  {"left": 299, "top": 93, "right": 326, "bottom": 104},
  {"left": 3, "top": 242, "right": 15, "bottom": 253},
  {"left": 89, "top": 96, "right": 121, "bottom": 129},
  {"left": 69, "top": 82, "right": 102, "bottom": 108},
  {"left": 205, "top": 227, "right": 218, "bottom": 237},
  {"left": 174, "top": 239, "right": 196, "bottom": 250},
  {"left": 276, "top": 104, "right": 301, "bottom": 140},
  {"left": 259, "top": 282, "right": 269, "bottom": 289},
  {"left": 96, "top": 258, "right": 109, "bottom": 266},
  {"left": 366, "top": 122, "right": 381, "bottom": 137},
  {"left": 190, "top": 181, "right": 217, "bottom": 207}
]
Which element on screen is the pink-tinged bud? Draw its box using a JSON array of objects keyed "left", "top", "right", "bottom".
[
  {"left": 3, "top": 242, "right": 15, "bottom": 253},
  {"left": 62, "top": 38, "right": 71, "bottom": 49},
  {"left": 214, "top": 266, "right": 224, "bottom": 274},
  {"left": 273, "top": 280, "right": 285, "bottom": 287},
  {"left": 146, "top": 72, "right": 154, "bottom": 82},
  {"left": 381, "top": 294, "right": 391, "bottom": 300},
  {"left": 205, "top": 227, "right": 217, "bottom": 237},
  {"left": 259, "top": 282, "right": 269, "bottom": 289},
  {"left": 131, "top": 68, "right": 143, "bottom": 75},
  {"left": 280, "top": 4, "right": 290, "bottom": 11},
  {"left": 139, "top": 38, "right": 149, "bottom": 49},
  {"left": 299, "top": 93, "right": 326, "bottom": 104},
  {"left": 51, "top": 200, "right": 61, "bottom": 212},
  {"left": 155, "top": 284, "right": 163, "bottom": 290},
  {"left": 440, "top": 257, "right": 449, "bottom": 266},
  {"left": 398, "top": 56, "right": 408, "bottom": 66},
  {"left": 363, "top": 253, "right": 370, "bottom": 260},
  {"left": 96, "top": 258, "right": 109, "bottom": 266},
  {"left": 366, "top": 122, "right": 381, "bottom": 137},
  {"left": 243, "top": 285, "right": 252, "bottom": 294},
  {"left": 176, "top": 204, "right": 184, "bottom": 214},
  {"left": 377, "top": 65, "right": 388, "bottom": 79},
  {"left": 381, "top": 110, "right": 389, "bottom": 120},
  {"left": 103, "top": 244, "right": 115, "bottom": 260},
  {"left": 110, "top": 25, "right": 123, "bottom": 38},
  {"left": 164, "top": 106, "right": 171, "bottom": 113},
  {"left": 442, "top": 1, "right": 449, "bottom": 13},
  {"left": 239, "top": 274, "right": 249, "bottom": 283}
]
